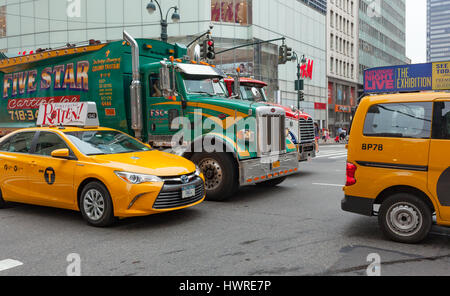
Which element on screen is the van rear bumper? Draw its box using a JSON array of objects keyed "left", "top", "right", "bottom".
[{"left": 341, "top": 195, "right": 374, "bottom": 216}]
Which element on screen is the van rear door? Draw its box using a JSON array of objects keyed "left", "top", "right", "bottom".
[{"left": 429, "top": 100, "right": 450, "bottom": 221}]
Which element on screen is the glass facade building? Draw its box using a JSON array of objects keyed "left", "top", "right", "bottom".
[
  {"left": 0, "top": 0, "right": 327, "bottom": 123},
  {"left": 427, "top": 0, "right": 450, "bottom": 62},
  {"left": 358, "top": 0, "right": 407, "bottom": 84}
]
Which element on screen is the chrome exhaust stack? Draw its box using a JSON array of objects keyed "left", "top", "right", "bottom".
[{"left": 123, "top": 31, "right": 143, "bottom": 140}]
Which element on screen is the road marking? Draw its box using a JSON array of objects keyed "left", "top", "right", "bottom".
[
  {"left": 313, "top": 183, "right": 344, "bottom": 187},
  {"left": 329, "top": 155, "right": 348, "bottom": 159},
  {"left": 0, "top": 259, "right": 23, "bottom": 272},
  {"left": 315, "top": 153, "right": 347, "bottom": 159}
]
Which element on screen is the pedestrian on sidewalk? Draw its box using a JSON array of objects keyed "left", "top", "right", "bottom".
[{"left": 314, "top": 122, "right": 320, "bottom": 153}]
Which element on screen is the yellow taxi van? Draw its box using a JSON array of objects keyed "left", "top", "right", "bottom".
[
  {"left": 0, "top": 102, "right": 205, "bottom": 227},
  {"left": 342, "top": 91, "right": 450, "bottom": 243}
]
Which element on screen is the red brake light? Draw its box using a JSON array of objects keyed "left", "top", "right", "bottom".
[{"left": 346, "top": 162, "right": 357, "bottom": 186}]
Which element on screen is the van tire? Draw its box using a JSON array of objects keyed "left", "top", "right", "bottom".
[
  {"left": 378, "top": 193, "right": 432, "bottom": 244},
  {"left": 255, "top": 176, "right": 287, "bottom": 187},
  {"left": 79, "top": 181, "right": 116, "bottom": 227},
  {"left": 191, "top": 153, "right": 239, "bottom": 201}
]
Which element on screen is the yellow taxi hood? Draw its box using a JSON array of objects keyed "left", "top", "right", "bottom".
[{"left": 89, "top": 150, "right": 195, "bottom": 177}]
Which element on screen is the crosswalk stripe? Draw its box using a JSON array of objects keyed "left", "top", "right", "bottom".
[{"left": 329, "top": 155, "right": 348, "bottom": 159}]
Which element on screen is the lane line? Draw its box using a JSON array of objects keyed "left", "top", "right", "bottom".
[
  {"left": 313, "top": 183, "right": 344, "bottom": 187},
  {"left": 329, "top": 155, "right": 348, "bottom": 159},
  {"left": 315, "top": 153, "right": 347, "bottom": 159},
  {"left": 0, "top": 259, "right": 23, "bottom": 272}
]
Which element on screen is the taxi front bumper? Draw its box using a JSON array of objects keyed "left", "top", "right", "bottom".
[
  {"left": 239, "top": 152, "right": 299, "bottom": 185},
  {"left": 113, "top": 174, "right": 205, "bottom": 217}
]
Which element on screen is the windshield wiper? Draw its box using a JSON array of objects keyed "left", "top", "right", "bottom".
[{"left": 194, "top": 91, "right": 215, "bottom": 96}]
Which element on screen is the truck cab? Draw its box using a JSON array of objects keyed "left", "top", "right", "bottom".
[
  {"left": 0, "top": 32, "right": 300, "bottom": 202},
  {"left": 222, "top": 77, "right": 316, "bottom": 161}
]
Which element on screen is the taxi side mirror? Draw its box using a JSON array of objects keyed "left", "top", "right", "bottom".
[{"left": 51, "top": 149, "right": 70, "bottom": 159}]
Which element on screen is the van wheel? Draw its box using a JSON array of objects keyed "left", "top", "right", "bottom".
[
  {"left": 191, "top": 153, "right": 238, "bottom": 201},
  {"left": 0, "top": 189, "right": 6, "bottom": 209},
  {"left": 79, "top": 182, "right": 116, "bottom": 227},
  {"left": 255, "top": 176, "right": 287, "bottom": 187},
  {"left": 378, "top": 193, "right": 432, "bottom": 244}
]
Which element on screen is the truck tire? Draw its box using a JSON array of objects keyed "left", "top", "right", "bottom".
[
  {"left": 191, "top": 153, "right": 239, "bottom": 201},
  {"left": 79, "top": 181, "right": 116, "bottom": 227},
  {"left": 255, "top": 176, "right": 287, "bottom": 187},
  {"left": 378, "top": 193, "right": 432, "bottom": 244}
]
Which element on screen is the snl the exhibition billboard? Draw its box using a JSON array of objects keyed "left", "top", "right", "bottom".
[{"left": 364, "top": 61, "right": 450, "bottom": 93}]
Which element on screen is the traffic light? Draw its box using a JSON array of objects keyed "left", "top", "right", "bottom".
[
  {"left": 285, "top": 46, "right": 293, "bottom": 62},
  {"left": 206, "top": 39, "right": 215, "bottom": 60},
  {"left": 200, "top": 41, "right": 207, "bottom": 59},
  {"left": 278, "top": 45, "right": 286, "bottom": 64}
]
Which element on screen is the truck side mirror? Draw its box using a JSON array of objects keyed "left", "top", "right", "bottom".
[{"left": 159, "top": 65, "right": 171, "bottom": 95}]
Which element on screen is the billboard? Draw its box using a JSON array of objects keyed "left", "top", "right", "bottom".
[{"left": 364, "top": 61, "right": 450, "bottom": 93}]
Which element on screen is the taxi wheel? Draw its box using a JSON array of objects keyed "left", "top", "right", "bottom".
[
  {"left": 378, "top": 193, "right": 432, "bottom": 244},
  {"left": 0, "top": 190, "right": 6, "bottom": 209},
  {"left": 79, "top": 182, "right": 116, "bottom": 227},
  {"left": 255, "top": 176, "right": 287, "bottom": 187},
  {"left": 191, "top": 153, "right": 238, "bottom": 202}
]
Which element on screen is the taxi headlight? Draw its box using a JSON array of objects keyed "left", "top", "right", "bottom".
[
  {"left": 195, "top": 165, "right": 202, "bottom": 176},
  {"left": 115, "top": 171, "right": 163, "bottom": 184}
]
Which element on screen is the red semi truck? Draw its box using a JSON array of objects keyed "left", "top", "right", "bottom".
[{"left": 223, "top": 77, "right": 316, "bottom": 161}]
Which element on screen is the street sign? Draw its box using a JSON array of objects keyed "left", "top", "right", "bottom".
[{"left": 295, "top": 79, "right": 304, "bottom": 91}]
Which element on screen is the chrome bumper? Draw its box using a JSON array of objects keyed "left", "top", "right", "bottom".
[
  {"left": 239, "top": 152, "right": 299, "bottom": 186},
  {"left": 298, "top": 142, "right": 316, "bottom": 162}
]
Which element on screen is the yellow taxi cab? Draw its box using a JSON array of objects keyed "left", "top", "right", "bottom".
[
  {"left": 342, "top": 91, "right": 450, "bottom": 243},
  {"left": 0, "top": 103, "right": 205, "bottom": 227}
]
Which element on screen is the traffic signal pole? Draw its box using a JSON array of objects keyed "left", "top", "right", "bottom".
[{"left": 215, "top": 37, "right": 286, "bottom": 56}]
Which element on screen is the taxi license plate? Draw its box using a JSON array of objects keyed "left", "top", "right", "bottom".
[
  {"left": 272, "top": 161, "right": 281, "bottom": 169},
  {"left": 182, "top": 185, "right": 195, "bottom": 199}
]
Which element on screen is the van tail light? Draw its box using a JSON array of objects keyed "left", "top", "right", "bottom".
[{"left": 346, "top": 162, "right": 357, "bottom": 186}]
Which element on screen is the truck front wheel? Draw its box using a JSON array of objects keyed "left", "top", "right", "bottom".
[{"left": 191, "top": 153, "right": 239, "bottom": 201}]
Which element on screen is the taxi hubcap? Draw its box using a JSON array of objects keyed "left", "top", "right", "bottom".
[
  {"left": 83, "top": 189, "right": 105, "bottom": 221},
  {"left": 387, "top": 202, "right": 422, "bottom": 237},
  {"left": 199, "top": 158, "right": 223, "bottom": 191}
]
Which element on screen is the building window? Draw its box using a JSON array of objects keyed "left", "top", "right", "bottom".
[
  {"left": 0, "top": 6, "right": 6, "bottom": 38},
  {"left": 330, "top": 57, "right": 334, "bottom": 73},
  {"left": 211, "top": 0, "right": 252, "bottom": 25},
  {"left": 330, "top": 34, "right": 334, "bottom": 50}
]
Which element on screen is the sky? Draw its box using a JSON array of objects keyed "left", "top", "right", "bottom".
[{"left": 405, "top": 0, "right": 427, "bottom": 63}]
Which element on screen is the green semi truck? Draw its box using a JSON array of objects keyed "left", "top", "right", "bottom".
[{"left": 0, "top": 31, "right": 298, "bottom": 200}]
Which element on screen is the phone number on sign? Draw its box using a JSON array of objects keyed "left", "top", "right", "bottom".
[{"left": 8, "top": 109, "right": 39, "bottom": 121}]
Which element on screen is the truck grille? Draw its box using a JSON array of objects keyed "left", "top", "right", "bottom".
[
  {"left": 299, "top": 117, "right": 315, "bottom": 144},
  {"left": 258, "top": 114, "right": 286, "bottom": 156},
  {"left": 153, "top": 175, "right": 204, "bottom": 210}
]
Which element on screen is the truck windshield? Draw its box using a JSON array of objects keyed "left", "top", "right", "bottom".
[
  {"left": 65, "top": 130, "right": 151, "bottom": 156},
  {"left": 240, "top": 85, "right": 268, "bottom": 102},
  {"left": 185, "top": 78, "right": 226, "bottom": 96}
]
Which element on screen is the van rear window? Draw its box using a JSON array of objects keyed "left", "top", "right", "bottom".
[{"left": 363, "top": 102, "right": 433, "bottom": 139}]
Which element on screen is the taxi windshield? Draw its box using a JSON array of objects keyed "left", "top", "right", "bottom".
[{"left": 65, "top": 130, "right": 151, "bottom": 156}]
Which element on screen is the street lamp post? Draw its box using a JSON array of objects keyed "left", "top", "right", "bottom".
[{"left": 146, "top": 0, "right": 180, "bottom": 43}]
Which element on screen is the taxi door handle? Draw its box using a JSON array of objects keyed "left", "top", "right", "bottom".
[{"left": 30, "top": 161, "right": 37, "bottom": 167}]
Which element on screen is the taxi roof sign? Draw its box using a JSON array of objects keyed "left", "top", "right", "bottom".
[{"left": 37, "top": 102, "right": 99, "bottom": 127}]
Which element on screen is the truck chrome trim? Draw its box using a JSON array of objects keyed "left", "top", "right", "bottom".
[
  {"left": 123, "top": 31, "right": 143, "bottom": 140},
  {"left": 239, "top": 152, "right": 298, "bottom": 186}
]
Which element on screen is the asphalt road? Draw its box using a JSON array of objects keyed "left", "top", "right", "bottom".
[{"left": 1, "top": 144, "right": 450, "bottom": 276}]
